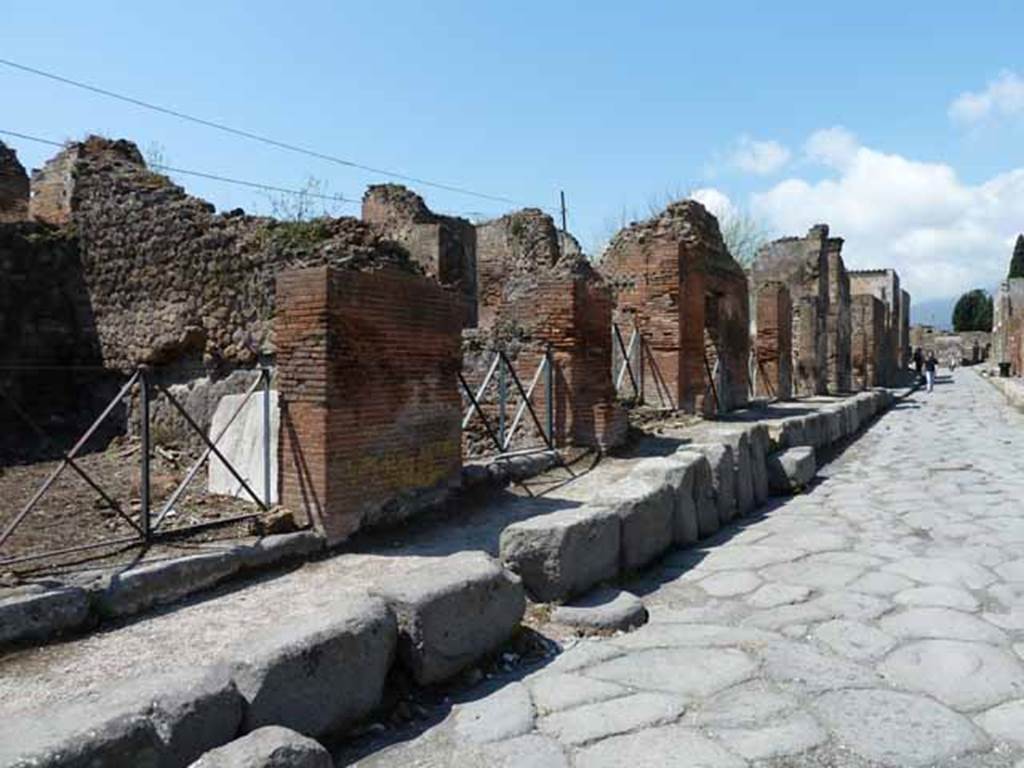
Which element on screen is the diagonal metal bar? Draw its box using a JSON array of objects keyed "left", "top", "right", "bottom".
[
  {"left": 0, "top": 391, "right": 144, "bottom": 541},
  {"left": 155, "top": 383, "right": 268, "bottom": 514},
  {"left": 499, "top": 352, "right": 554, "bottom": 451},
  {"left": 0, "top": 371, "right": 142, "bottom": 549},
  {"left": 503, "top": 355, "right": 547, "bottom": 450},
  {"left": 461, "top": 354, "right": 500, "bottom": 429},
  {"left": 457, "top": 370, "right": 505, "bottom": 453},
  {"left": 613, "top": 323, "right": 641, "bottom": 398},
  {"left": 151, "top": 373, "right": 266, "bottom": 531}
]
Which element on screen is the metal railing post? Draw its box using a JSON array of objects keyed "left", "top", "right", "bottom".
[
  {"left": 497, "top": 352, "right": 507, "bottom": 449},
  {"left": 637, "top": 324, "right": 645, "bottom": 405},
  {"left": 262, "top": 368, "right": 272, "bottom": 507},
  {"left": 139, "top": 367, "right": 151, "bottom": 543},
  {"left": 545, "top": 345, "right": 554, "bottom": 445}
]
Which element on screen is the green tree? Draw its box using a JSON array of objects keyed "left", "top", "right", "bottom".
[
  {"left": 951, "top": 289, "right": 994, "bottom": 332},
  {"left": 1009, "top": 234, "right": 1024, "bottom": 279}
]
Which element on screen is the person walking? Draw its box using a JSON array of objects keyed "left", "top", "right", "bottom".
[
  {"left": 925, "top": 351, "right": 937, "bottom": 393},
  {"left": 913, "top": 347, "right": 924, "bottom": 381}
]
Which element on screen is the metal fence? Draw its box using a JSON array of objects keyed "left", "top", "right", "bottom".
[
  {"left": 0, "top": 365, "right": 274, "bottom": 567},
  {"left": 459, "top": 347, "right": 555, "bottom": 456}
]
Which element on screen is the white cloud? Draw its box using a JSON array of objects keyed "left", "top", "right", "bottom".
[
  {"left": 690, "top": 187, "right": 736, "bottom": 221},
  {"left": 751, "top": 128, "right": 1024, "bottom": 302},
  {"left": 804, "top": 126, "right": 859, "bottom": 169},
  {"left": 949, "top": 70, "right": 1024, "bottom": 124},
  {"left": 728, "top": 135, "right": 791, "bottom": 175}
]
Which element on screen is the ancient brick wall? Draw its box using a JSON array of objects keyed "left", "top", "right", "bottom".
[
  {"left": 825, "top": 242, "right": 852, "bottom": 392},
  {"left": 752, "top": 282, "right": 792, "bottom": 400},
  {"left": 463, "top": 209, "right": 626, "bottom": 452},
  {"left": 850, "top": 269, "right": 901, "bottom": 384},
  {"left": 9, "top": 136, "right": 417, "bottom": 450},
  {"left": 601, "top": 200, "right": 749, "bottom": 415},
  {"left": 0, "top": 142, "right": 29, "bottom": 223},
  {"left": 851, "top": 294, "right": 885, "bottom": 389},
  {"left": 276, "top": 266, "right": 463, "bottom": 542},
  {"left": 751, "top": 225, "right": 831, "bottom": 397},
  {"left": 362, "top": 184, "right": 477, "bottom": 326}
]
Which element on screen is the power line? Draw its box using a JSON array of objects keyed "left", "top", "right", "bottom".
[
  {"left": 0, "top": 128, "right": 360, "bottom": 206},
  {"left": 0, "top": 57, "right": 543, "bottom": 209}
]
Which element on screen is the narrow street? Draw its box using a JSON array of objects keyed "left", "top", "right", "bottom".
[{"left": 355, "top": 371, "right": 1024, "bottom": 767}]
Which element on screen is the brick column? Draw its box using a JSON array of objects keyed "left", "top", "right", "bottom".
[
  {"left": 276, "top": 266, "right": 463, "bottom": 542},
  {"left": 753, "top": 282, "right": 792, "bottom": 400}
]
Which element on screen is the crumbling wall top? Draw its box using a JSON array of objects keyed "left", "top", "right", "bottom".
[
  {"left": 604, "top": 199, "right": 744, "bottom": 276},
  {"left": 0, "top": 140, "right": 30, "bottom": 223}
]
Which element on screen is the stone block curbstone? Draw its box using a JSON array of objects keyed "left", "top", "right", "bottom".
[
  {"left": 748, "top": 424, "right": 771, "bottom": 505},
  {"left": 690, "top": 444, "right": 737, "bottom": 525},
  {"left": 604, "top": 471, "right": 674, "bottom": 572},
  {"left": 499, "top": 505, "right": 620, "bottom": 603},
  {"left": 237, "top": 531, "right": 324, "bottom": 572},
  {"left": 767, "top": 447, "right": 817, "bottom": 495},
  {"left": 0, "top": 585, "right": 91, "bottom": 648},
  {"left": 227, "top": 591, "right": 396, "bottom": 737},
  {"left": 628, "top": 454, "right": 701, "bottom": 546},
  {"left": 0, "top": 667, "right": 243, "bottom": 768},
  {"left": 675, "top": 450, "right": 719, "bottom": 538},
  {"left": 711, "top": 430, "right": 755, "bottom": 517},
  {"left": 188, "top": 726, "right": 332, "bottom": 768},
  {"left": 370, "top": 552, "right": 525, "bottom": 685},
  {"left": 97, "top": 550, "right": 244, "bottom": 619}
]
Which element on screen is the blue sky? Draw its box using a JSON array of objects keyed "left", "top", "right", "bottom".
[{"left": 3, "top": 1, "right": 1023, "bottom": 309}]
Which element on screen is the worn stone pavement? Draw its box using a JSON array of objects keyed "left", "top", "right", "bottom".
[{"left": 352, "top": 370, "right": 1024, "bottom": 767}]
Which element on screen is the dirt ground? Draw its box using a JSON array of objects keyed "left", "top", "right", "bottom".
[{"left": 0, "top": 435, "right": 303, "bottom": 579}]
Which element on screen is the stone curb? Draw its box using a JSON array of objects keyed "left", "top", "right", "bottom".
[{"left": 0, "top": 530, "right": 325, "bottom": 650}]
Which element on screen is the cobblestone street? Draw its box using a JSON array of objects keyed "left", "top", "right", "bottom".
[{"left": 355, "top": 372, "right": 1024, "bottom": 767}]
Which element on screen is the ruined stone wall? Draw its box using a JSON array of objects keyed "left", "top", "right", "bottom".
[
  {"left": 851, "top": 295, "right": 885, "bottom": 389},
  {"left": 899, "top": 289, "right": 911, "bottom": 370},
  {"left": 11, "top": 136, "right": 416, "bottom": 450},
  {"left": 602, "top": 200, "right": 749, "bottom": 415},
  {"left": 911, "top": 326, "right": 991, "bottom": 365},
  {"left": 993, "top": 279, "right": 1024, "bottom": 374},
  {"left": 463, "top": 209, "right": 626, "bottom": 452},
  {"left": 361, "top": 184, "right": 477, "bottom": 326},
  {"left": 850, "top": 269, "right": 901, "bottom": 384},
  {"left": 0, "top": 142, "right": 29, "bottom": 223},
  {"left": 751, "top": 225, "right": 831, "bottom": 397},
  {"left": 825, "top": 242, "right": 852, "bottom": 392},
  {"left": 752, "top": 282, "right": 792, "bottom": 400},
  {"left": 0, "top": 222, "right": 124, "bottom": 459},
  {"left": 276, "top": 266, "right": 462, "bottom": 542}
]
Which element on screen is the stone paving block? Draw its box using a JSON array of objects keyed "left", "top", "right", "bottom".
[
  {"left": 812, "top": 688, "right": 990, "bottom": 766},
  {"left": 550, "top": 589, "right": 647, "bottom": 633},
  {"left": 0, "top": 668, "right": 243, "bottom": 768},
  {"left": 97, "top": 550, "right": 243, "bottom": 619},
  {"left": 690, "top": 443, "right": 737, "bottom": 524},
  {"left": 527, "top": 673, "right": 629, "bottom": 716},
  {"left": 536, "top": 692, "right": 685, "bottom": 746},
  {"left": 976, "top": 699, "right": 1024, "bottom": 748},
  {"left": 371, "top": 552, "right": 524, "bottom": 685},
  {"left": 228, "top": 591, "right": 396, "bottom": 736},
  {"left": 188, "top": 725, "right": 331, "bottom": 768},
  {"left": 572, "top": 725, "right": 745, "bottom": 768},
  {"left": 454, "top": 682, "right": 535, "bottom": 745},
  {"left": 603, "top": 472, "right": 674, "bottom": 572},
  {"left": 767, "top": 446, "right": 816, "bottom": 494},
  {"left": 0, "top": 585, "right": 91, "bottom": 647},
  {"left": 500, "top": 505, "right": 620, "bottom": 603}
]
